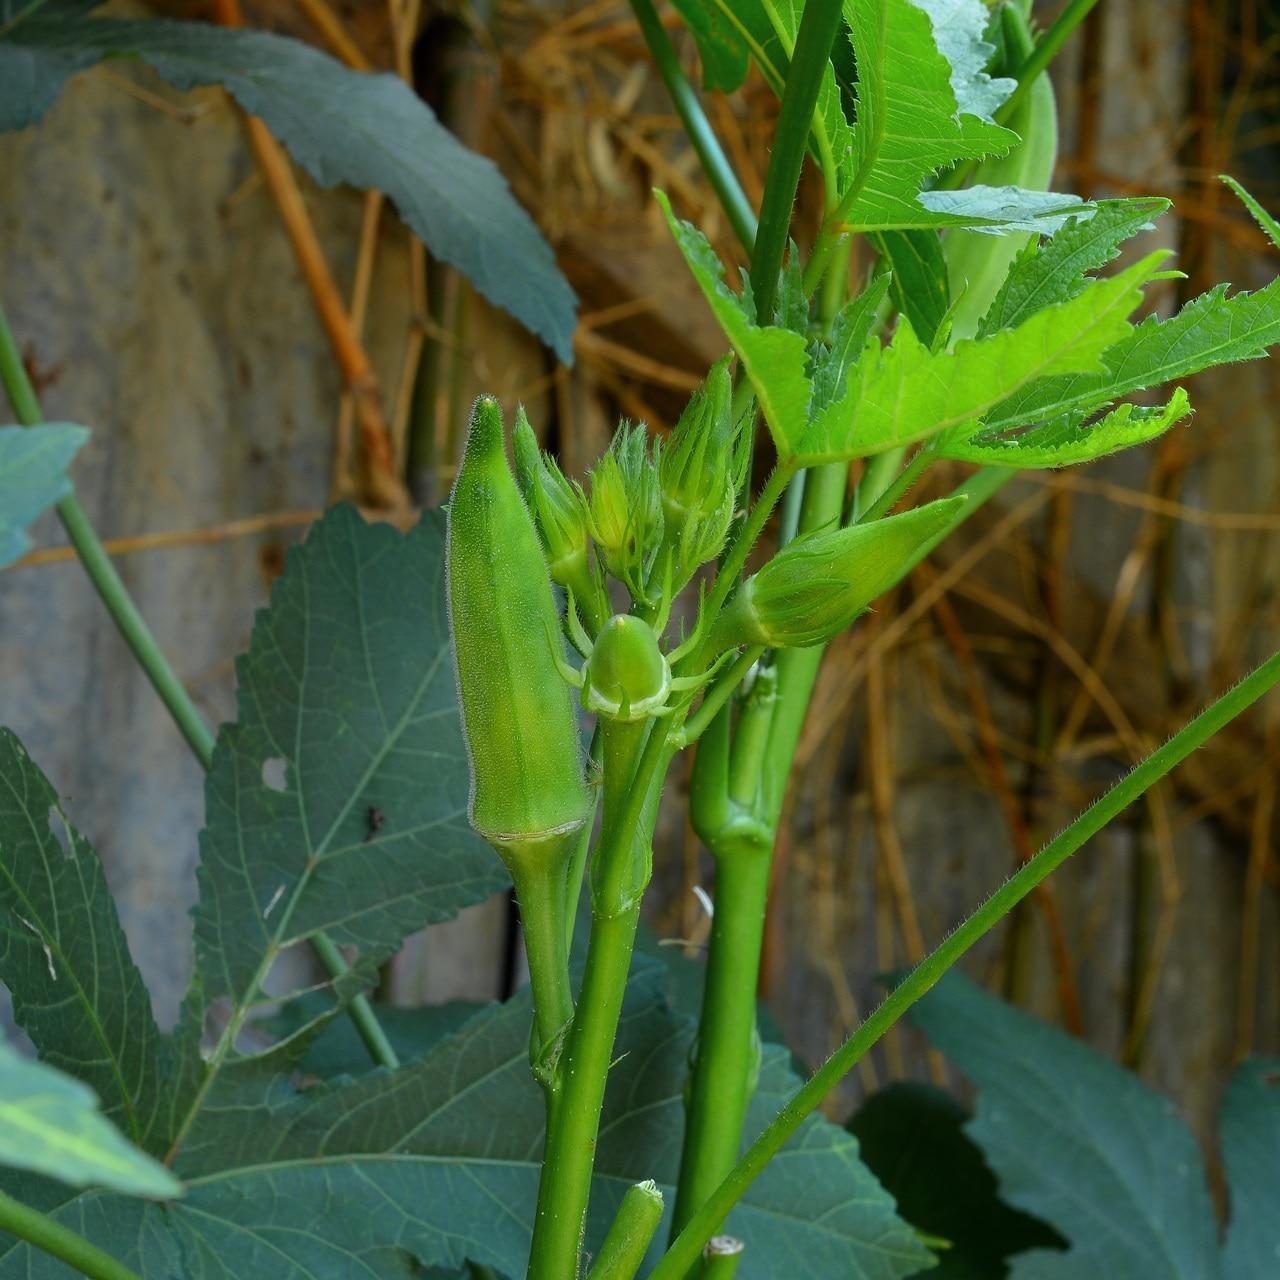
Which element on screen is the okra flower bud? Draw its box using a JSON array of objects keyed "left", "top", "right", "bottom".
[
  {"left": 582, "top": 614, "right": 670, "bottom": 722},
  {"left": 710, "top": 497, "right": 966, "bottom": 650},
  {"left": 447, "top": 397, "right": 590, "bottom": 857},
  {"left": 659, "top": 357, "right": 738, "bottom": 588},
  {"left": 588, "top": 422, "right": 663, "bottom": 602},
  {"left": 512, "top": 409, "right": 607, "bottom": 630}
]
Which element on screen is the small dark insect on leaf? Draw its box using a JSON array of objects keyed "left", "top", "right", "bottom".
[{"left": 364, "top": 806, "right": 385, "bottom": 842}]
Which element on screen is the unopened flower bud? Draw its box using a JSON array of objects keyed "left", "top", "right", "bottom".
[{"left": 588, "top": 422, "right": 663, "bottom": 602}]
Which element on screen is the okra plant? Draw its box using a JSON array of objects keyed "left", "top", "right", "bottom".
[{"left": 0, "top": 1, "right": 1277, "bottom": 1278}]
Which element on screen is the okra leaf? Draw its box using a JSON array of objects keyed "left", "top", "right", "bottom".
[
  {"left": 0, "top": 6, "right": 577, "bottom": 362},
  {"left": 1220, "top": 1058, "right": 1280, "bottom": 1279},
  {"left": 167, "top": 504, "right": 505, "bottom": 1153},
  {"left": 1221, "top": 175, "right": 1280, "bottom": 251},
  {"left": 871, "top": 231, "right": 951, "bottom": 348},
  {"left": 839, "top": 0, "right": 1017, "bottom": 232},
  {"left": 936, "top": 387, "right": 1192, "bottom": 469},
  {"left": 910, "top": 0, "right": 1014, "bottom": 124},
  {"left": 978, "top": 198, "right": 1171, "bottom": 337},
  {"left": 669, "top": 0, "right": 750, "bottom": 92},
  {"left": 0, "top": 730, "right": 174, "bottom": 1157},
  {"left": 911, "top": 973, "right": 1220, "bottom": 1280},
  {"left": 810, "top": 275, "right": 891, "bottom": 413},
  {"left": 0, "top": 1036, "right": 180, "bottom": 1200},
  {"left": 0, "top": 967, "right": 928, "bottom": 1278},
  {"left": 0, "top": 423, "right": 87, "bottom": 568},
  {"left": 849, "top": 1082, "right": 1063, "bottom": 1277},
  {"left": 657, "top": 190, "right": 812, "bottom": 457},
  {"left": 986, "top": 273, "right": 1280, "bottom": 432},
  {"left": 917, "top": 185, "right": 1093, "bottom": 235},
  {"left": 799, "top": 251, "right": 1169, "bottom": 465}
]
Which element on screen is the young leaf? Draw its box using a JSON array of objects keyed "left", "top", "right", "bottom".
[
  {"left": 1, "top": 967, "right": 929, "bottom": 1277},
  {"left": 1221, "top": 175, "right": 1280, "bottom": 251},
  {"left": 987, "top": 274, "right": 1280, "bottom": 432},
  {"left": 801, "top": 251, "right": 1170, "bottom": 464},
  {"left": 0, "top": 423, "right": 87, "bottom": 568},
  {"left": 1220, "top": 1058, "right": 1280, "bottom": 1279},
  {"left": 0, "top": 730, "right": 172, "bottom": 1157},
  {"left": 849, "top": 1082, "right": 1063, "bottom": 1277},
  {"left": 911, "top": 973, "right": 1220, "bottom": 1280},
  {"left": 0, "top": 6, "right": 577, "bottom": 361},
  {"left": 657, "top": 190, "right": 811, "bottom": 456},
  {"left": 0, "top": 1036, "right": 180, "bottom": 1200},
  {"left": 978, "top": 198, "right": 1171, "bottom": 336},
  {"left": 810, "top": 275, "right": 892, "bottom": 413},
  {"left": 838, "top": 0, "right": 1017, "bottom": 232},
  {"left": 168, "top": 505, "right": 506, "bottom": 1152},
  {"left": 936, "top": 387, "right": 1192, "bottom": 468}
]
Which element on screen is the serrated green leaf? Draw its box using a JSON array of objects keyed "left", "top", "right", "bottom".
[
  {"left": 978, "top": 198, "right": 1171, "bottom": 337},
  {"left": 800, "top": 251, "right": 1169, "bottom": 464},
  {"left": 872, "top": 232, "right": 951, "bottom": 347},
  {"left": 1221, "top": 1058, "right": 1280, "bottom": 1279},
  {"left": 849, "top": 1082, "right": 1063, "bottom": 1277},
  {"left": 658, "top": 191, "right": 812, "bottom": 456},
  {"left": 987, "top": 274, "right": 1280, "bottom": 432},
  {"left": 669, "top": 0, "right": 750, "bottom": 91},
  {"left": 0, "top": 1037, "right": 180, "bottom": 1200},
  {"left": 3, "top": 967, "right": 928, "bottom": 1278},
  {"left": 936, "top": 387, "right": 1192, "bottom": 468},
  {"left": 911, "top": 0, "right": 1014, "bottom": 123},
  {"left": 839, "top": 0, "right": 1016, "bottom": 232},
  {"left": 0, "top": 7, "right": 576, "bottom": 361},
  {"left": 0, "top": 424, "right": 87, "bottom": 568},
  {"left": 1222, "top": 175, "right": 1280, "bottom": 251},
  {"left": 165, "top": 504, "right": 505, "bottom": 1155},
  {"left": 0, "top": 729, "right": 172, "bottom": 1156},
  {"left": 911, "top": 973, "right": 1220, "bottom": 1280},
  {"left": 810, "top": 275, "right": 892, "bottom": 412}
]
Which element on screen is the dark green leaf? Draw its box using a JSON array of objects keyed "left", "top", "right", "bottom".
[
  {"left": 0, "top": 9, "right": 576, "bottom": 360},
  {"left": 1221, "top": 1058, "right": 1280, "bottom": 1279},
  {"left": 0, "top": 729, "right": 172, "bottom": 1156},
  {"left": 0, "top": 424, "right": 87, "bottom": 568},
  {"left": 166, "top": 504, "right": 505, "bottom": 1153},
  {"left": 872, "top": 232, "right": 950, "bottom": 347},
  {"left": 669, "top": 0, "right": 749, "bottom": 91},
  {"left": 911, "top": 973, "right": 1219, "bottom": 1280},
  {"left": 849, "top": 1082, "right": 1063, "bottom": 1278},
  {"left": 3, "top": 967, "right": 927, "bottom": 1278}
]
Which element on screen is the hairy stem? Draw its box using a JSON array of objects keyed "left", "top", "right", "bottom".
[
  {"left": 586, "top": 1180, "right": 666, "bottom": 1280},
  {"left": 0, "top": 1190, "right": 143, "bottom": 1280},
  {"left": 651, "top": 647, "right": 1280, "bottom": 1276},
  {"left": 0, "top": 303, "right": 399, "bottom": 1072}
]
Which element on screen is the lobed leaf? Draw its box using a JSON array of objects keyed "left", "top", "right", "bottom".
[
  {"left": 911, "top": 973, "right": 1220, "bottom": 1280},
  {"left": 0, "top": 423, "right": 87, "bottom": 568},
  {"left": 1220, "top": 1058, "right": 1280, "bottom": 1279},
  {"left": 0, "top": 967, "right": 929, "bottom": 1278},
  {"left": 0, "top": 5, "right": 577, "bottom": 360},
  {"left": 0, "top": 1037, "right": 180, "bottom": 1200},
  {"left": 0, "top": 729, "right": 172, "bottom": 1155},
  {"left": 800, "top": 251, "right": 1170, "bottom": 464},
  {"left": 936, "top": 387, "right": 1192, "bottom": 468}
]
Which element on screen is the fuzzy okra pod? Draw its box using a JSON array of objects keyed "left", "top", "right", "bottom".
[{"left": 447, "top": 396, "right": 588, "bottom": 1069}]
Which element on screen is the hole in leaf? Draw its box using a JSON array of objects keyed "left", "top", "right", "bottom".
[{"left": 261, "top": 757, "right": 288, "bottom": 792}]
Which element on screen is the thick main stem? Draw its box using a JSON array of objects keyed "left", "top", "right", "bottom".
[
  {"left": 670, "top": 841, "right": 771, "bottom": 1239},
  {"left": 0, "top": 304, "right": 399, "bottom": 1073},
  {"left": 651, "top": 647, "right": 1280, "bottom": 1278},
  {"left": 0, "top": 1190, "right": 143, "bottom": 1280}
]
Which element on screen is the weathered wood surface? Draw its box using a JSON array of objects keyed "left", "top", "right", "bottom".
[{"left": 0, "top": 0, "right": 1275, "bottom": 1173}]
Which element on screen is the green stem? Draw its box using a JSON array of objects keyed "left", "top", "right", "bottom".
[
  {"left": 0, "top": 303, "right": 399, "bottom": 1073},
  {"left": 855, "top": 446, "right": 934, "bottom": 525},
  {"left": 651, "top": 647, "right": 1280, "bottom": 1278},
  {"left": 678, "top": 646, "right": 765, "bottom": 749},
  {"left": 748, "top": 0, "right": 846, "bottom": 324},
  {"left": 586, "top": 1180, "right": 666, "bottom": 1280},
  {"left": 629, "top": 0, "right": 757, "bottom": 254},
  {"left": 998, "top": 0, "right": 1101, "bottom": 126},
  {"left": 698, "top": 1237, "right": 744, "bottom": 1279},
  {"left": 0, "top": 1190, "right": 142, "bottom": 1280},
  {"left": 669, "top": 841, "right": 771, "bottom": 1242},
  {"left": 526, "top": 903, "right": 644, "bottom": 1280}
]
